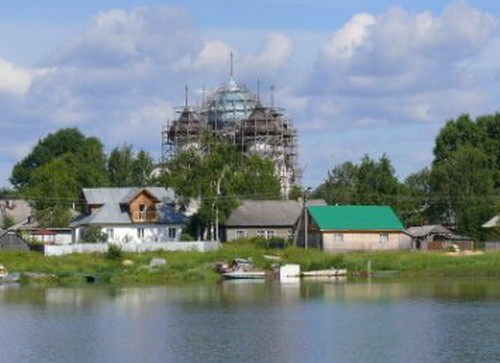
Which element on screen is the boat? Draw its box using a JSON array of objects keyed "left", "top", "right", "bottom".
[
  {"left": 222, "top": 270, "right": 266, "bottom": 279},
  {"left": 301, "top": 268, "right": 347, "bottom": 278},
  {"left": 219, "top": 258, "right": 266, "bottom": 280}
]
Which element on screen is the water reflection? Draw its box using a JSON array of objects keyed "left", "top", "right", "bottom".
[{"left": 1, "top": 279, "right": 500, "bottom": 363}]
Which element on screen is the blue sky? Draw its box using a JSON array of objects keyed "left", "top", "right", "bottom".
[{"left": 0, "top": 0, "right": 499, "bottom": 189}]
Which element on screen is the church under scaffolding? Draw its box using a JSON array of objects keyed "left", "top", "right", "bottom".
[{"left": 162, "top": 73, "right": 299, "bottom": 197}]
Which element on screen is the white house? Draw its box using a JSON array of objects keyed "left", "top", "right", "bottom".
[{"left": 70, "top": 187, "right": 187, "bottom": 244}]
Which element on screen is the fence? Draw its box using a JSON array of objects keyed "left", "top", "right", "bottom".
[
  {"left": 44, "top": 241, "right": 221, "bottom": 256},
  {"left": 484, "top": 241, "right": 500, "bottom": 251}
]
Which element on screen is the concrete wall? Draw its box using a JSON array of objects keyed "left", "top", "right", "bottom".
[
  {"left": 322, "top": 232, "right": 407, "bottom": 253},
  {"left": 45, "top": 241, "right": 220, "bottom": 256}
]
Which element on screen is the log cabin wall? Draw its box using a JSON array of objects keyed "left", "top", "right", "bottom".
[{"left": 129, "top": 192, "right": 158, "bottom": 223}]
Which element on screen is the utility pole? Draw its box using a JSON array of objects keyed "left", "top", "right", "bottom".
[
  {"left": 303, "top": 187, "right": 312, "bottom": 249},
  {"left": 214, "top": 167, "right": 228, "bottom": 242}
]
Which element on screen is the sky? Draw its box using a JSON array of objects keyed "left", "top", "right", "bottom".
[{"left": 0, "top": 0, "right": 499, "bottom": 189}]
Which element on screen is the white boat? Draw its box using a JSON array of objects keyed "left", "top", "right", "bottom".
[
  {"left": 222, "top": 270, "right": 266, "bottom": 279},
  {"left": 301, "top": 268, "right": 347, "bottom": 278}
]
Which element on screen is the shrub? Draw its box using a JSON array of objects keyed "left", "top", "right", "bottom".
[
  {"left": 83, "top": 226, "right": 108, "bottom": 243},
  {"left": 180, "top": 233, "right": 195, "bottom": 241},
  {"left": 105, "top": 244, "right": 123, "bottom": 260},
  {"left": 253, "top": 237, "right": 287, "bottom": 249}
]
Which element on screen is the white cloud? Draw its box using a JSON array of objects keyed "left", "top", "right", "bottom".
[
  {"left": 0, "top": 58, "right": 32, "bottom": 95},
  {"left": 303, "top": 1, "right": 499, "bottom": 132},
  {"left": 50, "top": 6, "right": 203, "bottom": 68},
  {"left": 241, "top": 32, "right": 294, "bottom": 74},
  {"left": 321, "top": 13, "right": 375, "bottom": 64}
]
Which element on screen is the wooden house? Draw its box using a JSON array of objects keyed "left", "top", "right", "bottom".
[
  {"left": 224, "top": 199, "right": 325, "bottom": 242},
  {"left": 306, "top": 205, "right": 408, "bottom": 252}
]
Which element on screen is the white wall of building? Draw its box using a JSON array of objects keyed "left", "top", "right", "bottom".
[{"left": 74, "top": 224, "right": 184, "bottom": 244}]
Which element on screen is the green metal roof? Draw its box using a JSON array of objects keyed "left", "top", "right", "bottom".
[{"left": 308, "top": 205, "right": 404, "bottom": 231}]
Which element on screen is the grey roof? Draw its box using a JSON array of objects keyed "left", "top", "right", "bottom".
[
  {"left": 225, "top": 200, "right": 309, "bottom": 227},
  {"left": 0, "top": 199, "right": 32, "bottom": 225},
  {"left": 83, "top": 187, "right": 175, "bottom": 205},
  {"left": 482, "top": 215, "right": 499, "bottom": 228},
  {"left": 405, "top": 225, "right": 451, "bottom": 238},
  {"left": 71, "top": 187, "right": 185, "bottom": 227}
]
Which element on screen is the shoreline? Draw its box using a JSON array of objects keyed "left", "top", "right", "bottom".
[{"left": 1, "top": 244, "right": 500, "bottom": 286}]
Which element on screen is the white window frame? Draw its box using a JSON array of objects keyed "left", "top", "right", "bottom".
[
  {"left": 380, "top": 233, "right": 389, "bottom": 243},
  {"left": 236, "top": 230, "right": 246, "bottom": 239},
  {"left": 334, "top": 233, "right": 344, "bottom": 242},
  {"left": 168, "top": 227, "right": 177, "bottom": 240},
  {"left": 137, "top": 228, "right": 145, "bottom": 239},
  {"left": 266, "top": 230, "right": 275, "bottom": 239}
]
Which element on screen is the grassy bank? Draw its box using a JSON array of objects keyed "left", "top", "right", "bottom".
[{"left": 2, "top": 242, "right": 500, "bottom": 286}]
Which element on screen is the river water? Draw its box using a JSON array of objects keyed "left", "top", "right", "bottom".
[{"left": 1, "top": 278, "right": 500, "bottom": 363}]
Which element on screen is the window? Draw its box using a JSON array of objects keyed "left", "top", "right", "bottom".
[
  {"left": 139, "top": 204, "right": 146, "bottom": 212},
  {"left": 257, "top": 230, "right": 275, "bottom": 239},
  {"left": 168, "top": 228, "right": 177, "bottom": 240},
  {"left": 380, "top": 233, "right": 389, "bottom": 243},
  {"left": 334, "top": 233, "right": 344, "bottom": 242},
  {"left": 266, "top": 230, "right": 275, "bottom": 239},
  {"left": 236, "top": 230, "right": 246, "bottom": 239},
  {"left": 137, "top": 228, "right": 145, "bottom": 239}
]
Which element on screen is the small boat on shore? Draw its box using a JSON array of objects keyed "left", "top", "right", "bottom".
[
  {"left": 218, "top": 258, "right": 267, "bottom": 280},
  {"left": 301, "top": 268, "right": 347, "bottom": 278},
  {"left": 222, "top": 270, "right": 266, "bottom": 279}
]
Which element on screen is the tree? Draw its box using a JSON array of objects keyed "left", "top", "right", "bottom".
[
  {"left": 131, "top": 150, "right": 154, "bottom": 187},
  {"left": 430, "top": 145, "right": 495, "bottom": 239},
  {"left": 10, "top": 128, "right": 97, "bottom": 188},
  {"left": 314, "top": 155, "right": 400, "bottom": 207},
  {"left": 76, "top": 137, "right": 108, "bottom": 188},
  {"left": 397, "top": 168, "right": 432, "bottom": 226},
  {"left": 161, "top": 135, "right": 282, "bottom": 239},
  {"left": 27, "top": 157, "right": 79, "bottom": 227},
  {"left": 430, "top": 113, "right": 499, "bottom": 239},
  {"left": 9, "top": 128, "right": 109, "bottom": 227},
  {"left": 107, "top": 145, "right": 135, "bottom": 187}
]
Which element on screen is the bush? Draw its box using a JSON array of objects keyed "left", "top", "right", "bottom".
[
  {"left": 180, "top": 233, "right": 195, "bottom": 241},
  {"left": 83, "top": 226, "right": 108, "bottom": 243},
  {"left": 105, "top": 244, "right": 123, "bottom": 260},
  {"left": 253, "top": 237, "right": 287, "bottom": 249}
]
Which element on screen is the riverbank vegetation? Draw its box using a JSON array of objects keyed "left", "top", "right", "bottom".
[{"left": 3, "top": 240, "right": 500, "bottom": 286}]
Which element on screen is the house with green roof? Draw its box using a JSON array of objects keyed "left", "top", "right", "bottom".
[{"left": 305, "top": 205, "right": 409, "bottom": 252}]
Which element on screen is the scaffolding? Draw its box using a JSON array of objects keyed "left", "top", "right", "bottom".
[{"left": 161, "top": 76, "right": 299, "bottom": 196}]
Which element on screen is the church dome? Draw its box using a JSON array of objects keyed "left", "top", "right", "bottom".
[{"left": 204, "top": 76, "right": 258, "bottom": 129}]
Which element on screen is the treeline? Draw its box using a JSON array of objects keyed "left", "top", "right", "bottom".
[
  {"left": 9, "top": 128, "right": 155, "bottom": 226},
  {"left": 313, "top": 113, "right": 500, "bottom": 240},
  {"left": 6, "top": 113, "right": 500, "bottom": 240}
]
